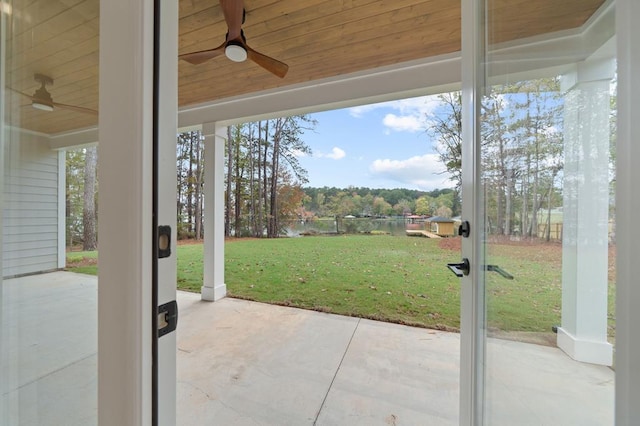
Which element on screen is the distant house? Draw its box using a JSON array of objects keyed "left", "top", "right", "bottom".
[{"left": 426, "top": 216, "right": 456, "bottom": 237}]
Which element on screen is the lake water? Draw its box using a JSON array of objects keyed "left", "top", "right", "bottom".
[{"left": 284, "top": 218, "right": 417, "bottom": 237}]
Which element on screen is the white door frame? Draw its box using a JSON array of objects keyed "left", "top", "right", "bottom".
[
  {"left": 459, "top": 0, "right": 640, "bottom": 424},
  {"left": 615, "top": 0, "right": 640, "bottom": 422},
  {"left": 98, "top": 0, "right": 177, "bottom": 424},
  {"left": 459, "top": 0, "right": 486, "bottom": 423},
  {"left": 97, "top": 0, "right": 640, "bottom": 424}
]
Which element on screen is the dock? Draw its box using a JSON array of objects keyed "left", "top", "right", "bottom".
[{"left": 405, "top": 229, "right": 442, "bottom": 239}]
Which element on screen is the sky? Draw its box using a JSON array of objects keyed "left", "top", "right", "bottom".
[{"left": 297, "top": 95, "right": 454, "bottom": 192}]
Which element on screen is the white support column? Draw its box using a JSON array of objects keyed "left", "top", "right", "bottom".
[
  {"left": 558, "top": 58, "right": 614, "bottom": 366},
  {"left": 202, "top": 122, "right": 227, "bottom": 301}
]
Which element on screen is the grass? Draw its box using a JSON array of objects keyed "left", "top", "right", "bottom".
[
  {"left": 64, "top": 234, "right": 615, "bottom": 339},
  {"left": 66, "top": 250, "right": 98, "bottom": 275},
  {"left": 223, "top": 235, "right": 462, "bottom": 330}
]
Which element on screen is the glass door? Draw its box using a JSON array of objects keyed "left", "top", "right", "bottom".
[
  {"left": 461, "top": 0, "right": 616, "bottom": 424},
  {"left": 1, "top": 0, "right": 178, "bottom": 423},
  {"left": 1, "top": 1, "right": 100, "bottom": 424}
]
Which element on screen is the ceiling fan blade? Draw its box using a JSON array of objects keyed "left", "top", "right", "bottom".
[
  {"left": 246, "top": 45, "right": 289, "bottom": 78},
  {"left": 6, "top": 86, "right": 33, "bottom": 100},
  {"left": 52, "top": 101, "right": 98, "bottom": 116},
  {"left": 179, "top": 42, "right": 226, "bottom": 65}
]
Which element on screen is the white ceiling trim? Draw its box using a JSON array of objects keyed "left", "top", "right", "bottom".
[
  {"left": 178, "top": 52, "right": 462, "bottom": 128},
  {"left": 49, "top": 127, "right": 98, "bottom": 150}
]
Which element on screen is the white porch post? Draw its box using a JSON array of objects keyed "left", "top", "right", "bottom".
[
  {"left": 557, "top": 58, "right": 614, "bottom": 366},
  {"left": 202, "top": 122, "right": 227, "bottom": 301}
]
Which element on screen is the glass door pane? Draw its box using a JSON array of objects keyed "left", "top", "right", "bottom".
[
  {"left": 1, "top": 1, "right": 99, "bottom": 423},
  {"left": 477, "top": 0, "right": 616, "bottom": 423}
]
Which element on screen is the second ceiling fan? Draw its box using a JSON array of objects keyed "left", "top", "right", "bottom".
[{"left": 179, "top": 0, "right": 289, "bottom": 78}]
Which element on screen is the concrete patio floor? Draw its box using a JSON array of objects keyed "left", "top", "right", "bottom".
[{"left": 2, "top": 272, "right": 614, "bottom": 425}]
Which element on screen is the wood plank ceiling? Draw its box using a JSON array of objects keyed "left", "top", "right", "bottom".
[{"left": 3, "top": 0, "right": 606, "bottom": 135}]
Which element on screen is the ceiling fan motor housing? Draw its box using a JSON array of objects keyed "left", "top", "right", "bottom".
[
  {"left": 225, "top": 41, "right": 247, "bottom": 62},
  {"left": 32, "top": 86, "right": 54, "bottom": 110}
]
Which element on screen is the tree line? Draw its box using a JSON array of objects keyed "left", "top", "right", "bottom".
[
  {"left": 300, "top": 186, "right": 459, "bottom": 219},
  {"left": 67, "top": 77, "right": 595, "bottom": 245}
]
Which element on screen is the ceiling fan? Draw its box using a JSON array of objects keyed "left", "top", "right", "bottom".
[
  {"left": 179, "top": 0, "right": 289, "bottom": 78},
  {"left": 8, "top": 73, "right": 98, "bottom": 116}
]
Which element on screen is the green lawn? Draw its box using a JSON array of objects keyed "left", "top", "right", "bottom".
[
  {"left": 64, "top": 234, "right": 609, "bottom": 337},
  {"left": 223, "top": 236, "right": 462, "bottom": 330}
]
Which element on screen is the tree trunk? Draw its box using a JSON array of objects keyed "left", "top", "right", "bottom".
[
  {"left": 187, "top": 134, "right": 194, "bottom": 234},
  {"left": 194, "top": 133, "right": 203, "bottom": 240},
  {"left": 248, "top": 125, "right": 256, "bottom": 236},
  {"left": 505, "top": 168, "right": 513, "bottom": 236},
  {"left": 269, "top": 123, "right": 280, "bottom": 237},
  {"left": 262, "top": 122, "right": 269, "bottom": 236},
  {"left": 82, "top": 146, "right": 98, "bottom": 251},
  {"left": 256, "top": 122, "right": 263, "bottom": 237},
  {"left": 234, "top": 126, "right": 242, "bottom": 236},
  {"left": 521, "top": 173, "right": 528, "bottom": 237},
  {"left": 225, "top": 126, "right": 232, "bottom": 237}
]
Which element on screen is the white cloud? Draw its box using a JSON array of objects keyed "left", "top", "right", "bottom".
[
  {"left": 326, "top": 147, "right": 346, "bottom": 160},
  {"left": 382, "top": 114, "right": 423, "bottom": 133},
  {"left": 348, "top": 95, "right": 443, "bottom": 134},
  {"left": 348, "top": 104, "right": 378, "bottom": 118},
  {"left": 369, "top": 154, "right": 453, "bottom": 190},
  {"left": 292, "top": 149, "right": 308, "bottom": 158},
  {"left": 315, "top": 147, "right": 346, "bottom": 160}
]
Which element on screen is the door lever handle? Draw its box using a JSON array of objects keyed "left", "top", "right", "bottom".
[
  {"left": 447, "top": 258, "right": 470, "bottom": 277},
  {"left": 446, "top": 260, "right": 514, "bottom": 279},
  {"left": 485, "top": 265, "right": 514, "bottom": 280}
]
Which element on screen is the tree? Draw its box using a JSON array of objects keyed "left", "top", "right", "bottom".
[
  {"left": 327, "top": 191, "right": 356, "bottom": 232},
  {"left": 225, "top": 126, "right": 232, "bottom": 237},
  {"left": 429, "top": 92, "right": 463, "bottom": 190},
  {"left": 220, "top": 116, "right": 315, "bottom": 238},
  {"left": 435, "top": 205, "right": 453, "bottom": 218},
  {"left": 82, "top": 146, "right": 98, "bottom": 250},
  {"left": 176, "top": 131, "right": 205, "bottom": 239},
  {"left": 265, "top": 116, "right": 315, "bottom": 237},
  {"left": 393, "top": 199, "right": 413, "bottom": 216},
  {"left": 66, "top": 149, "right": 86, "bottom": 248},
  {"left": 414, "top": 196, "right": 433, "bottom": 215},
  {"left": 428, "top": 80, "right": 564, "bottom": 238}
]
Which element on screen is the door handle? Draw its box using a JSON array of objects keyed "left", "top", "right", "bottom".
[
  {"left": 458, "top": 220, "right": 470, "bottom": 238},
  {"left": 446, "top": 260, "right": 514, "bottom": 279},
  {"left": 447, "top": 258, "right": 470, "bottom": 277},
  {"left": 485, "top": 265, "right": 514, "bottom": 280}
]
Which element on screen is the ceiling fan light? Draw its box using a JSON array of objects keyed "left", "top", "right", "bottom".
[
  {"left": 32, "top": 101, "right": 54, "bottom": 111},
  {"left": 225, "top": 43, "right": 247, "bottom": 62}
]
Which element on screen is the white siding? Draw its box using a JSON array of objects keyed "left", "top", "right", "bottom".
[{"left": 3, "top": 130, "right": 59, "bottom": 277}]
